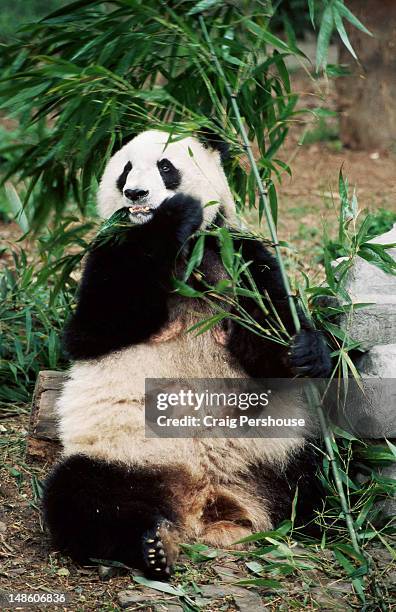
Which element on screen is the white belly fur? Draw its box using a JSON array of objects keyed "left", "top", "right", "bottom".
[{"left": 57, "top": 302, "right": 309, "bottom": 480}]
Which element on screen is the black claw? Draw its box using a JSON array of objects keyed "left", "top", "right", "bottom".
[{"left": 142, "top": 521, "right": 172, "bottom": 580}]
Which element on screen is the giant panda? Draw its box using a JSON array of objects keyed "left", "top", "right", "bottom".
[{"left": 43, "top": 129, "right": 332, "bottom": 579}]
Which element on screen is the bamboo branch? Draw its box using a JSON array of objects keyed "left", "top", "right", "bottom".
[{"left": 198, "top": 14, "right": 361, "bottom": 556}]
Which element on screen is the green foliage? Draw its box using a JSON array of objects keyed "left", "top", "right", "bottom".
[
  {"left": 364, "top": 208, "right": 396, "bottom": 240},
  {"left": 0, "top": 0, "right": 300, "bottom": 228},
  {"left": 292, "top": 173, "right": 396, "bottom": 384},
  {"left": 0, "top": 0, "right": 368, "bottom": 229},
  {"left": 0, "top": 249, "right": 70, "bottom": 404},
  {"left": 314, "top": 0, "right": 372, "bottom": 71},
  {"left": 0, "top": 218, "right": 94, "bottom": 405},
  {"left": 299, "top": 110, "right": 340, "bottom": 147},
  {"left": 322, "top": 173, "right": 396, "bottom": 278}
]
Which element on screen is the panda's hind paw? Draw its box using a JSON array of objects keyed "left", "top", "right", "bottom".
[{"left": 142, "top": 521, "right": 172, "bottom": 579}]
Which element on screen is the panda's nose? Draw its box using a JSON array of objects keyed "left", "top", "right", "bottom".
[{"left": 124, "top": 189, "right": 149, "bottom": 202}]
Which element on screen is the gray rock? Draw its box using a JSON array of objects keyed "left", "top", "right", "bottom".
[
  {"left": 310, "top": 586, "right": 353, "bottom": 610},
  {"left": 0, "top": 521, "right": 7, "bottom": 534},
  {"left": 332, "top": 223, "right": 396, "bottom": 351},
  {"left": 368, "top": 545, "right": 394, "bottom": 566},
  {"left": 328, "top": 581, "right": 354, "bottom": 593},
  {"left": 213, "top": 563, "right": 245, "bottom": 583},
  {"left": 118, "top": 588, "right": 161, "bottom": 608},
  {"left": 384, "top": 570, "right": 396, "bottom": 590},
  {"left": 234, "top": 590, "right": 270, "bottom": 612},
  {"left": 199, "top": 585, "right": 231, "bottom": 598},
  {"left": 326, "top": 225, "right": 396, "bottom": 437},
  {"left": 377, "top": 463, "right": 396, "bottom": 517},
  {"left": 199, "top": 584, "right": 269, "bottom": 611},
  {"left": 332, "top": 375, "right": 396, "bottom": 438},
  {"left": 338, "top": 307, "right": 396, "bottom": 352},
  {"left": 98, "top": 565, "right": 118, "bottom": 581},
  {"left": 356, "top": 344, "right": 396, "bottom": 377}
]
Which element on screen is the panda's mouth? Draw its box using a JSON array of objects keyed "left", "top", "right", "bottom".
[
  {"left": 128, "top": 205, "right": 154, "bottom": 224},
  {"left": 128, "top": 205, "right": 152, "bottom": 214}
]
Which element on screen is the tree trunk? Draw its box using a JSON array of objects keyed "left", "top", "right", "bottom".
[{"left": 336, "top": 0, "right": 396, "bottom": 150}]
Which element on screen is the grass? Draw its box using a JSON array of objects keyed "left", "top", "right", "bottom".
[
  {"left": 0, "top": 250, "right": 68, "bottom": 404},
  {"left": 299, "top": 115, "right": 342, "bottom": 150},
  {"left": 0, "top": 213, "right": 97, "bottom": 408}
]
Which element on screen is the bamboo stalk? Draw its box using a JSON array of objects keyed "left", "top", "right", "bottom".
[{"left": 198, "top": 15, "right": 361, "bottom": 555}]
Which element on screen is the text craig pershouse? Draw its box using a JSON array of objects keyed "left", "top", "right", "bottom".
[{"left": 145, "top": 378, "right": 314, "bottom": 438}]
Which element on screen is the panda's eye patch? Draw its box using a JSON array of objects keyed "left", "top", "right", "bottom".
[
  {"left": 116, "top": 161, "right": 132, "bottom": 193},
  {"left": 157, "top": 158, "right": 181, "bottom": 190}
]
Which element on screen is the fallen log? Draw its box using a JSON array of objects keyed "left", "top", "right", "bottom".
[{"left": 26, "top": 370, "right": 66, "bottom": 463}]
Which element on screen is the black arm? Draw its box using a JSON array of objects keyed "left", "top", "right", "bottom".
[
  {"left": 63, "top": 195, "right": 202, "bottom": 360},
  {"left": 226, "top": 238, "right": 332, "bottom": 378}
]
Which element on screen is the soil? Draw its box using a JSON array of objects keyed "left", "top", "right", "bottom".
[
  {"left": 277, "top": 73, "right": 396, "bottom": 243},
  {"left": 1, "top": 71, "right": 396, "bottom": 611}
]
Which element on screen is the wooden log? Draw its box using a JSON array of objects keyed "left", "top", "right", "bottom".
[{"left": 26, "top": 370, "right": 66, "bottom": 463}]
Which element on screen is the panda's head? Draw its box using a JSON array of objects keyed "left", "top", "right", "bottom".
[{"left": 97, "top": 130, "right": 236, "bottom": 227}]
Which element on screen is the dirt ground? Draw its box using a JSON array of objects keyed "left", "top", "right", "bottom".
[
  {"left": 1, "top": 72, "right": 396, "bottom": 611},
  {"left": 2, "top": 413, "right": 395, "bottom": 611}
]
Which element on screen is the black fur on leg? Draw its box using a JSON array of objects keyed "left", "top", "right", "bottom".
[
  {"left": 42, "top": 455, "right": 180, "bottom": 575},
  {"left": 63, "top": 194, "right": 203, "bottom": 360},
  {"left": 245, "top": 443, "right": 323, "bottom": 536}
]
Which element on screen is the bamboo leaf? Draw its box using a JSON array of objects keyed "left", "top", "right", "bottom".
[
  {"left": 386, "top": 439, "right": 396, "bottom": 458},
  {"left": 308, "top": 0, "right": 315, "bottom": 29},
  {"left": 235, "top": 578, "right": 282, "bottom": 589},
  {"left": 184, "top": 235, "right": 205, "bottom": 281},
  {"left": 334, "top": 1, "right": 373, "bottom": 36},
  {"left": 245, "top": 19, "right": 298, "bottom": 54},
  {"left": 173, "top": 279, "right": 203, "bottom": 298},
  {"left": 218, "top": 227, "right": 235, "bottom": 275},
  {"left": 187, "top": 0, "right": 223, "bottom": 17},
  {"left": 316, "top": 6, "right": 334, "bottom": 71},
  {"left": 4, "top": 183, "right": 30, "bottom": 234},
  {"left": 246, "top": 561, "right": 264, "bottom": 575},
  {"left": 333, "top": 7, "right": 357, "bottom": 59},
  {"left": 133, "top": 575, "right": 186, "bottom": 596}
]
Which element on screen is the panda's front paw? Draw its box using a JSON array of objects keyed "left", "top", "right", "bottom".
[
  {"left": 158, "top": 194, "right": 203, "bottom": 242},
  {"left": 289, "top": 328, "right": 332, "bottom": 378}
]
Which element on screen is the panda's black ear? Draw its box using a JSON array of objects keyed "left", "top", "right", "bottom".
[
  {"left": 110, "top": 132, "right": 137, "bottom": 155},
  {"left": 198, "top": 128, "right": 230, "bottom": 164}
]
